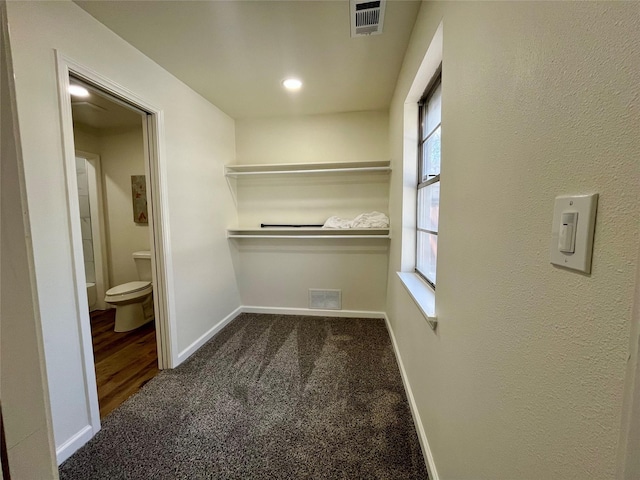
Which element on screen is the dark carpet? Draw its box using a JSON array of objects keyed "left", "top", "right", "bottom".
[{"left": 59, "top": 313, "right": 428, "bottom": 479}]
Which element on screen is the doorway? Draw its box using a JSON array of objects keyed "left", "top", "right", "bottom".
[
  {"left": 56, "top": 53, "right": 176, "bottom": 436},
  {"left": 69, "top": 77, "right": 160, "bottom": 417}
]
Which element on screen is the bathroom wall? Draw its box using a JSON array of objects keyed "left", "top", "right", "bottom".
[
  {"left": 73, "top": 123, "right": 150, "bottom": 289},
  {"left": 99, "top": 126, "right": 149, "bottom": 287},
  {"left": 386, "top": 2, "right": 640, "bottom": 479},
  {"left": 233, "top": 111, "right": 390, "bottom": 313},
  {"left": 6, "top": 0, "right": 241, "bottom": 461},
  {"left": 73, "top": 123, "right": 99, "bottom": 153}
]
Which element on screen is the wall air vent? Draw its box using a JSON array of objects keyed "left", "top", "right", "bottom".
[
  {"left": 350, "top": 0, "right": 386, "bottom": 38},
  {"left": 309, "top": 289, "right": 342, "bottom": 310}
]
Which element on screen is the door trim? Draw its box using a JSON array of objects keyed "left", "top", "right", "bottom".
[{"left": 54, "top": 51, "right": 178, "bottom": 457}]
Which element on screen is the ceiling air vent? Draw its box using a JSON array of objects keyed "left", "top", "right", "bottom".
[{"left": 350, "top": 0, "right": 386, "bottom": 38}]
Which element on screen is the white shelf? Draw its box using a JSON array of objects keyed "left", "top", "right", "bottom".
[
  {"left": 224, "top": 160, "right": 391, "bottom": 177},
  {"left": 227, "top": 227, "right": 390, "bottom": 239}
]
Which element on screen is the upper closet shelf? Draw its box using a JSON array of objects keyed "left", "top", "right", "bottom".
[
  {"left": 224, "top": 160, "right": 391, "bottom": 177},
  {"left": 227, "top": 227, "right": 390, "bottom": 239}
]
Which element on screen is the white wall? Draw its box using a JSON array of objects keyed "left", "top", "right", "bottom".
[
  {"left": 1, "top": 3, "right": 57, "bottom": 476},
  {"left": 236, "top": 111, "right": 389, "bottom": 165},
  {"left": 6, "top": 0, "right": 241, "bottom": 460},
  {"left": 387, "top": 2, "right": 640, "bottom": 479},
  {"left": 233, "top": 111, "right": 390, "bottom": 313},
  {"left": 73, "top": 124, "right": 100, "bottom": 153},
  {"left": 234, "top": 170, "right": 390, "bottom": 229},
  {"left": 233, "top": 240, "right": 389, "bottom": 313}
]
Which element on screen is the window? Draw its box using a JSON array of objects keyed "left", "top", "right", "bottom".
[{"left": 416, "top": 72, "right": 441, "bottom": 288}]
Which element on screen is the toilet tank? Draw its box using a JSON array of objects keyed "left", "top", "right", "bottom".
[{"left": 132, "top": 251, "right": 152, "bottom": 282}]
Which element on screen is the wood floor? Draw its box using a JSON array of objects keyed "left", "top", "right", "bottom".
[{"left": 90, "top": 309, "right": 159, "bottom": 418}]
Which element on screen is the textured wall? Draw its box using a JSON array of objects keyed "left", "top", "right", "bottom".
[
  {"left": 620, "top": 251, "right": 640, "bottom": 479},
  {"left": 387, "top": 2, "right": 640, "bottom": 479}
]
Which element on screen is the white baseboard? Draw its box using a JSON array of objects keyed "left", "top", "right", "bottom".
[
  {"left": 176, "top": 306, "right": 242, "bottom": 365},
  {"left": 241, "top": 305, "right": 385, "bottom": 319},
  {"left": 384, "top": 314, "right": 439, "bottom": 480},
  {"left": 56, "top": 424, "right": 94, "bottom": 465},
  {"left": 176, "top": 306, "right": 383, "bottom": 367}
]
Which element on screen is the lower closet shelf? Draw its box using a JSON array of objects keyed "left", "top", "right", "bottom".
[{"left": 226, "top": 228, "right": 390, "bottom": 239}]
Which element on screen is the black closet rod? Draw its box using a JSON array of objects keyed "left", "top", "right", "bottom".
[{"left": 260, "top": 223, "right": 324, "bottom": 228}]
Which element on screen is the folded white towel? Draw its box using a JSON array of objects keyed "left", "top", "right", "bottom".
[
  {"left": 323, "top": 211, "right": 389, "bottom": 229},
  {"left": 323, "top": 216, "right": 353, "bottom": 229},
  {"left": 351, "top": 211, "right": 389, "bottom": 228}
]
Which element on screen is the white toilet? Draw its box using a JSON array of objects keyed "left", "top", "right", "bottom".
[{"left": 105, "top": 251, "right": 154, "bottom": 332}]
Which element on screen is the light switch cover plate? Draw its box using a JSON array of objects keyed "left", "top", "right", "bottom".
[{"left": 550, "top": 194, "right": 598, "bottom": 274}]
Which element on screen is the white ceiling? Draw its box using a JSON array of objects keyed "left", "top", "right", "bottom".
[
  {"left": 71, "top": 91, "right": 143, "bottom": 128},
  {"left": 71, "top": 79, "right": 143, "bottom": 129},
  {"left": 74, "top": 0, "right": 421, "bottom": 119}
]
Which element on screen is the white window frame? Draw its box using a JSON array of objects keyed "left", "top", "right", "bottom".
[
  {"left": 416, "top": 70, "right": 441, "bottom": 288},
  {"left": 396, "top": 22, "right": 442, "bottom": 330}
]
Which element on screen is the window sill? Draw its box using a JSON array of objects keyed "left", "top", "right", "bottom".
[{"left": 397, "top": 272, "right": 437, "bottom": 330}]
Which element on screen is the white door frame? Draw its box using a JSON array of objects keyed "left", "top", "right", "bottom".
[
  {"left": 55, "top": 51, "right": 179, "bottom": 437},
  {"left": 618, "top": 241, "right": 640, "bottom": 479}
]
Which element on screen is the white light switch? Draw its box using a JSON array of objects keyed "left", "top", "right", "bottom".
[
  {"left": 550, "top": 194, "right": 598, "bottom": 273},
  {"left": 558, "top": 212, "right": 577, "bottom": 253}
]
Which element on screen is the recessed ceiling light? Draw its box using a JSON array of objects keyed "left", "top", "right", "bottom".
[
  {"left": 69, "top": 85, "right": 90, "bottom": 98},
  {"left": 282, "top": 78, "right": 302, "bottom": 91}
]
